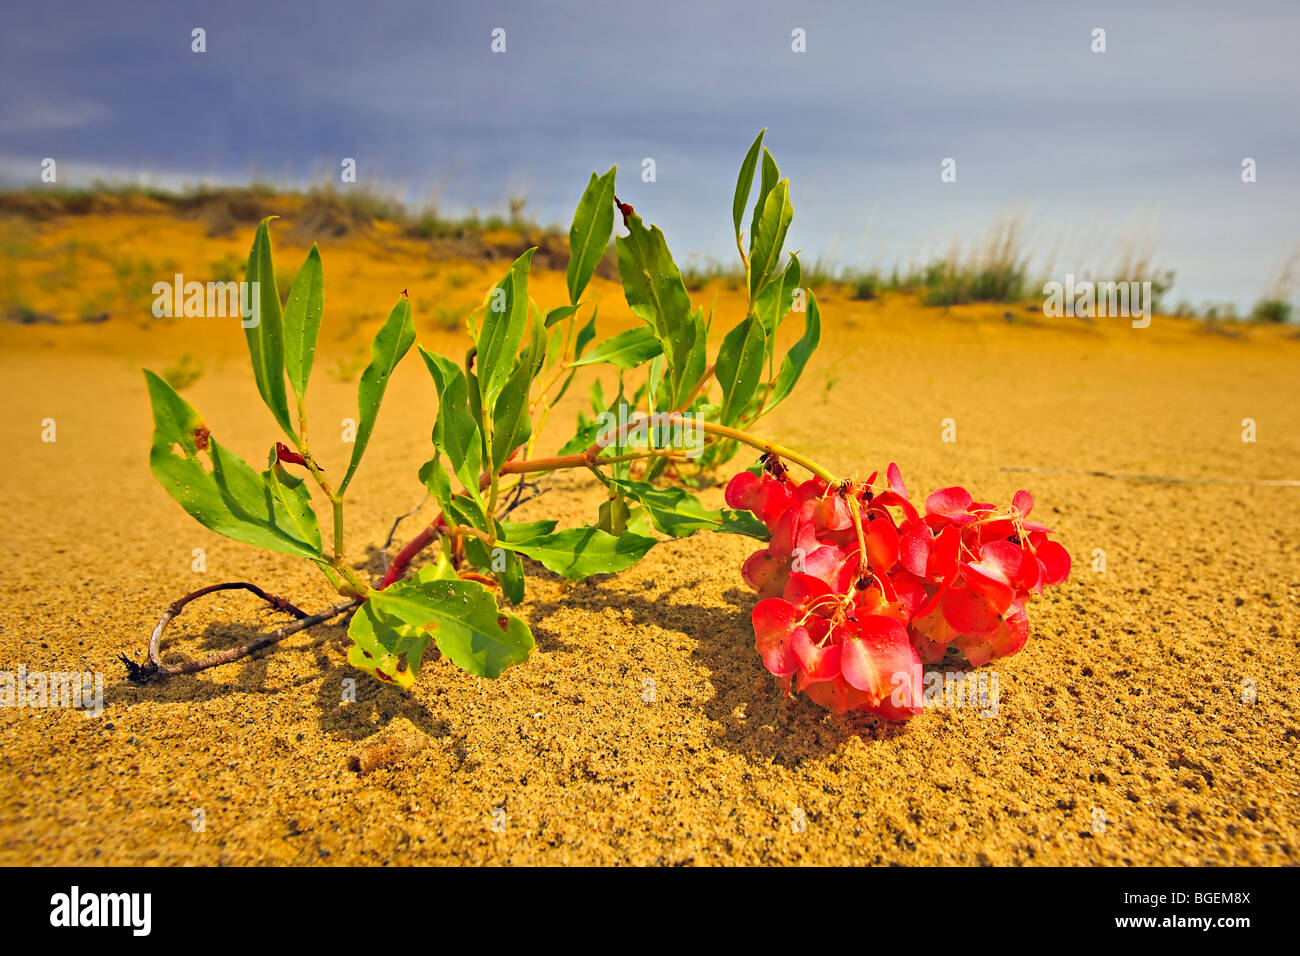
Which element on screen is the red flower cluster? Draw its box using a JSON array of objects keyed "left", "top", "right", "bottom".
[{"left": 725, "top": 461, "right": 1070, "bottom": 720}]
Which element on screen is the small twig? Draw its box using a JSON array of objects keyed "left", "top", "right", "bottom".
[
  {"left": 500, "top": 479, "right": 545, "bottom": 519},
  {"left": 122, "top": 582, "right": 360, "bottom": 683}
]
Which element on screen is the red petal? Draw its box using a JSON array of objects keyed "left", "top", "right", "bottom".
[
  {"left": 1013, "top": 490, "right": 1034, "bottom": 516},
  {"left": 840, "top": 616, "right": 916, "bottom": 703},
  {"left": 724, "top": 470, "right": 760, "bottom": 511},
  {"left": 990, "top": 603, "right": 1029, "bottom": 658},
  {"left": 1037, "top": 540, "right": 1071, "bottom": 585},
  {"left": 979, "top": 540, "right": 1024, "bottom": 580},
  {"left": 926, "top": 524, "right": 961, "bottom": 579},
  {"left": 803, "top": 675, "right": 873, "bottom": 714},
  {"left": 792, "top": 628, "right": 842, "bottom": 683},
  {"left": 812, "top": 494, "right": 853, "bottom": 532},
  {"left": 783, "top": 571, "right": 833, "bottom": 608},
  {"left": 863, "top": 515, "right": 900, "bottom": 572},
  {"left": 742, "top": 550, "right": 789, "bottom": 599},
  {"left": 886, "top": 462, "right": 908, "bottom": 499},
  {"left": 955, "top": 633, "right": 996, "bottom": 667},
  {"left": 925, "top": 486, "right": 974, "bottom": 521},
  {"left": 942, "top": 586, "right": 1000, "bottom": 637},
  {"left": 898, "top": 519, "right": 931, "bottom": 577},
  {"left": 752, "top": 598, "right": 799, "bottom": 677}
]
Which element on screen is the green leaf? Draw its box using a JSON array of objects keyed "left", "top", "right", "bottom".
[
  {"left": 569, "top": 325, "right": 663, "bottom": 370},
  {"left": 754, "top": 253, "right": 802, "bottom": 336},
  {"left": 616, "top": 211, "right": 693, "bottom": 379},
  {"left": 418, "top": 450, "right": 454, "bottom": 511},
  {"left": 574, "top": 311, "right": 597, "bottom": 360},
  {"left": 732, "top": 129, "right": 766, "bottom": 239},
  {"left": 499, "top": 526, "right": 657, "bottom": 581},
  {"left": 242, "top": 218, "right": 296, "bottom": 438},
  {"left": 419, "top": 347, "right": 483, "bottom": 496},
  {"left": 567, "top": 167, "right": 617, "bottom": 304},
  {"left": 143, "top": 370, "right": 322, "bottom": 558},
  {"left": 282, "top": 244, "right": 323, "bottom": 400},
  {"left": 263, "top": 451, "right": 323, "bottom": 551},
  {"left": 545, "top": 305, "right": 577, "bottom": 329},
  {"left": 339, "top": 297, "right": 416, "bottom": 494},
  {"left": 500, "top": 519, "right": 558, "bottom": 543},
  {"left": 769, "top": 291, "right": 822, "bottom": 408},
  {"left": 748, "top": 148, "right": 780, "bottom": 248},
  {"left": 477, "top": 250, "right": 535, "bottom": 406},
  {"left": 675, "top": 309, "right": 709, "bottom": 408},
  {"left": 749, "top": 178, "right": 793, "bottom": 299},
  {"left": 715, "top": 315, "right": 768, "bottom": 426},
  {"left": 611, "top": 479, "right": 769, "bottom": 540},
  {"left": 348, "top": 567, "right": 533, "bottom": 686},
  {"left": 490, "top": 354, "right": 534, "bottom": 470}
]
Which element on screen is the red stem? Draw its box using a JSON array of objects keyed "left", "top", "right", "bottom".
[{"left": 379, "top": 517, "right": 445, "bottom": 589}]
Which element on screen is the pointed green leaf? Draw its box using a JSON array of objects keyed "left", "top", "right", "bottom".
[
  {"left": 611, "top": 479, "right": 769, "bottom": 540},
  {"left": 339, "top": 297, "right": 416, "bottom": 494},
  {"left": 243, "top": 218, "right": 296, "bottom": 438},
  {"left": 567, "top": 167, "right": 616, "bottom": 304},
  {"left": 500, "top": 519, "right": 559, "bottom": 543},
  {"left": 490, "top": 355, "right": 534, "bottom": 470},
  {"left": 715, "top": 315, "right": 768, "bottom": 425},
  {"left": 263, "top": 451, "right": 322, "bottom": 551},
  {"left": 499, "top": 526, "right": 657, "bottom": 580},
  {"left": 569, "top": 325, "right": 664, "bottom": 370},
  {"left": 574, "top": 311, "right": 597, "bottom": 361},
  {"left": 754, "top": 253, "right": 802, "bottom": 336},
  {"left": 732, "top": 129, "right": 766, "bottom": 238},
  {"left": 144, "top": 370, "right": 322, "bottom": 558},
  {"left": 419, "top": 347, "right": 483, "bottom": 497},
  {"left": 769, "top": 291, "right": 822, "bottom": 408},
  {"left": 282, "top": 244, "right": 323, "bottom": 399},
  {"left": 749, "top": 179, "right": 793, "bottom": 299},
  {"left": 477, "top": 249, "right": 535, "bottom": 406},
  {"left": 545, "top": 305, "right": 578, "bottom": 329},
  {"left": 747, "top": 147, "right": 780, "bottom": 248},
  {"left": 615, "top": 211, "right": 693, "bottom": 363}
]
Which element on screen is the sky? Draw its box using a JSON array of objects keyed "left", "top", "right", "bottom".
[{"left": 2, "top": 0, "right": 1298, "bottom": 310}]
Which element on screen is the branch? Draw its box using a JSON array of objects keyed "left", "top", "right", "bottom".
[{"left": 122, "top": 582, "right": 360, "bottom": 682}]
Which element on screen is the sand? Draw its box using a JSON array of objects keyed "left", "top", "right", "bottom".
[{"left": 1, "top": 214, "right": 1297, "bottom": 865}]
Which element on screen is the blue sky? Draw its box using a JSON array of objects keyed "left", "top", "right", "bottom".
[{"left": 2, "top": 0, "right": 1297, "bottom": 309}]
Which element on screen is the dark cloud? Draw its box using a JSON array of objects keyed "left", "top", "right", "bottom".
[{"left": 2, "top": 0, "right": 1296, "bottom": 307}]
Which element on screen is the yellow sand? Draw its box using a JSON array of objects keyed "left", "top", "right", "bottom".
[{"left": 0, "top": 213, "right": 1297, "bottom": 865}]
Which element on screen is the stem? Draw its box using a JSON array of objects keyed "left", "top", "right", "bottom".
[
  {"left": 676, "top": 363, "right": 716, "bottom": 411},
  {"left": 687, "top": 416, "right": 839, "bottom": 484},
  {"left": 382, "top": 413, "right": 839, "bottom": 586},
  {"left": 331, "top": 498, "right": 345, "bottom": 558}
]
